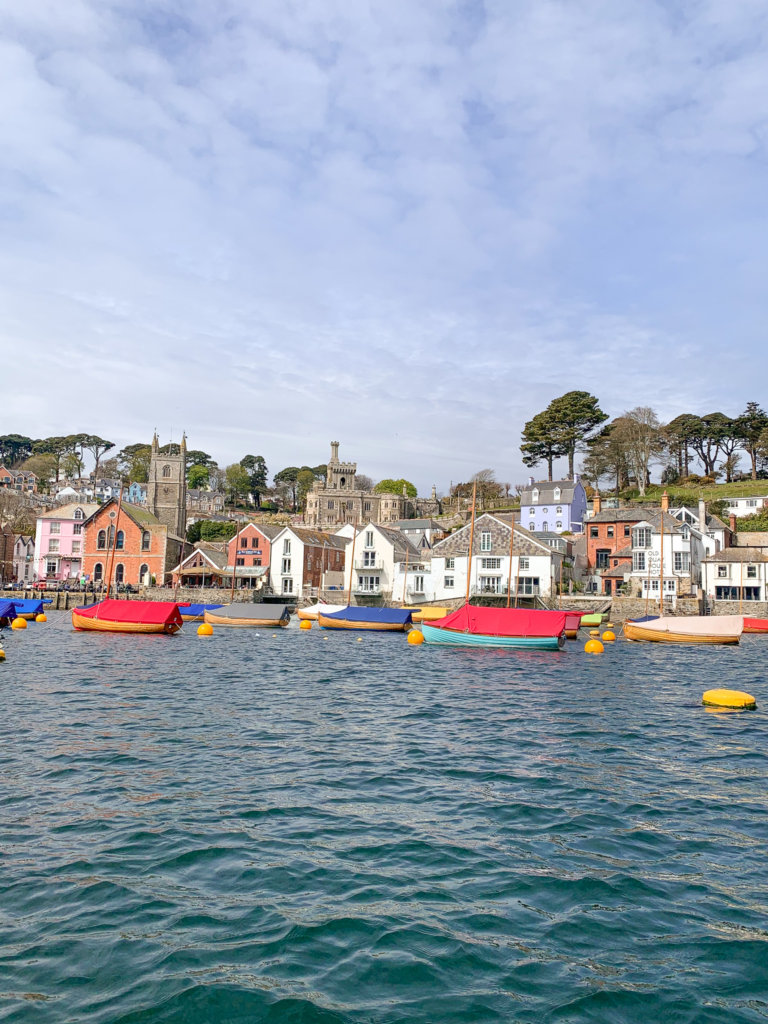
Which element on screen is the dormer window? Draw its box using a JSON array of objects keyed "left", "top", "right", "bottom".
[
  {"left": 532, "top": 489, "right": 539, "bottom": 503},
  {"left": 73, "top": 508, "right": 84, "bottom": 520},
  {"left": 554, "top": 487, "right": 561, "bottom": 501}
]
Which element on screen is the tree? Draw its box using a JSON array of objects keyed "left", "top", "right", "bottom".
[
  {"left": 521, "top": 411, "right": 568, "bottom": 481},
  {"left": 544, "top": 391, "right": 608, "bottom": 478},
  {"left": 355, "top": 474, "right": 374, "bottom": 492},
  {"left": 274, "top": 467, "right": 301, "bottom": 510},
  {"left": 82, "top": 435, "right": 115, "bottom": 479},
  {"left": 688, "top": 413, "right": 736, "bottom": 478},
  {"left": 20, "top": 452, "right": 57, "bottom": 490},
  {"left": 735, "top": 402, "right": 768, "bottom": 481},
  {"left": 240, "top": 455, "right": 269, "bottom": 506},
  {"left": 611, "top": 407, "right": 665, "bottom": 497},
  {"left": 225, "top": 463, "right": 251, "bottom": 503},
  {"left": 185, "top": 449, "right": 214, "bottom": 471},
  {"left": 116, "top": 443, "right": 152, "bottom": 483},
  {"left": 188, "top": 464, "right": 210, "bottom": 489},
  {"left": 663, "top": 414, "right": 700, "bottom": 478},
  {"left": 62, "top": 452, "right": 83, "bottom": 480},
  {"left": 0, "top": 434, "right": 34, "bottom": 467},
  {"left": 374, "top": 478, "right": 417, "bottom": 498},
  {"left": 100, "top": 457, "right": 120, "bottom": 479},
  {"left": 33, "top": 436, "right": 70, "bottom": 481},
  {"left": 297, "top": 467, "right": 317, "bottom": 508}
]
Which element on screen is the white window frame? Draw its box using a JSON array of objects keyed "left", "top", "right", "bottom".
[{"left": 480, "top": 532, "right": 492, "bottom": 552}]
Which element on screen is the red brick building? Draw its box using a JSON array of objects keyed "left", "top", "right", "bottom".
[
  {"left": 226, "top": 523, "right": 282, "bottom": 572},
  {"left": 586, "top": 495, "right": 646, "bottom": 595},
  {"left": 81, "top": 499, "right": 183, "bottom": 587}
]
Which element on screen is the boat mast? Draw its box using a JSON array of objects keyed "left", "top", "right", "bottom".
[
  {"left": 740, "top": 560, "right": 743, "bottom": 616},
  {"left": 659, "top": 510, "right": 664, "bottom": 613},
  {"left": 505, "top": 514, "right": 516, "bottom": 608},
  {"left": 230, "top": 524, "right": 240, "bottom": 602},
  {"left": 346, "top": 519, "right": 358, "bottom": 607},
  {"left": 402, "top": 542, "right": 410, "bottom": 607},
  {"left": 465, "top": 481, "right": 477, "bottom": 604},
  {"left": 103, "top": 482, "right": 124, "bottom": 606}
]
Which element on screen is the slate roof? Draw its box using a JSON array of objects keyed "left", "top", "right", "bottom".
[
  {"left": 520, "top": 479, "right": 578, "bottom": 505},
  {"left": 589, "top": 508, "right": 650, "bottom": 524},
  {"left": 732, "top": 532, "right": 768, "bottom": 549},
  {"left": 390, "top": 519, "right": 442, "bottom": 530},
  {"left": 288, "top": 527, "right": 348, "bottom": 550},
  {"left": 41, "top": 502, "right": 100, "bottom": 519},
  {"left": 601, "top": 563, "right": 632, "bottom": 578},
  {"left": 702, "top": 548, "right": 768, "bottom": 563}
]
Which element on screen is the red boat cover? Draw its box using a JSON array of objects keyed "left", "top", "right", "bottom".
[
  {"left": 564, "top": 612, "right": 582, "bottom": 630},
  {"left": 76, "top": 599, "right": 183, "bottom": 627},
  {"left": 431, "top": 606, "right": 567, "bottom": 637},
  {"left": 744, "top": 617, "right": 768, "bottom": 632}
]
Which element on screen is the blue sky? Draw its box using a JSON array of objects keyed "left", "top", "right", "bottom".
[{"left": 2, "top": 0, "right": 767, "bottom": 491}]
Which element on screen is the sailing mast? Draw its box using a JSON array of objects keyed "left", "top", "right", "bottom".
[
  {"left": 464, "top": 482, "right": 477, "bottom": 604},
  {"left": 659, "top": 509, "right": 665, "bottom": 613},
  {"left": 402, "top": 543, "right": 410, "bottom": 607},
  {"left": 230, "top": 523, "right": 240, "bottom": 602},
  {"left": 103, "top": 482, "right": 124, "bottom": 605},
  {"left": 346, "top": 519, "right": 359, "bottom": 607},
  {"left": 505, "top": 514, "right": 516, "bottom": 608}
]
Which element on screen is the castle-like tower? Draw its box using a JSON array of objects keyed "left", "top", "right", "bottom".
[
  {"left": 146, "top": 431, "right": 187, "bottom": 538},
  {"left": 326, "top": 440, "right": 358, "bottom": 491}
]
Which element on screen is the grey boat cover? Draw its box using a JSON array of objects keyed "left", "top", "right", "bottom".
[{"left": 211, "top": 603, "right": 290, "bottom": 620}]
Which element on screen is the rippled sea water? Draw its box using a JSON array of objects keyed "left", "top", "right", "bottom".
[{"left": 2, "top": 613, "right": 768, "bottom": 1023}]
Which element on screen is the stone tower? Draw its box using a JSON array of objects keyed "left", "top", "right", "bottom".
[
  {"left": 147, "top": 431, "right": 187, "bottom": 537},
  {"left": 326, "top": 441, "right": 357, "bottom": 491}
]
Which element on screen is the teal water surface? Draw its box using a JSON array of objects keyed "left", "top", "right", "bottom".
[{"left": 2, "top": 614, "right": 768, "bottom": 1023}]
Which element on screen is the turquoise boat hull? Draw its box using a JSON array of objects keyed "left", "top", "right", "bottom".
[{"left": 422, "top": 623, "right": 564, "bottom": 650}]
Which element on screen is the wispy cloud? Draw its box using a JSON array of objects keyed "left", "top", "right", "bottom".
[{"left": 1, "top": 0, "right": 767, "bottom": 487}]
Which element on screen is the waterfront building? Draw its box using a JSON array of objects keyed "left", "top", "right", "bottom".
[
  {"left": 340, "top": 522, "right": 421, "bottom": 602},
  {"left": 81, "top": 498, "right": 183, "bottom": 588},
  {"left": 269, "top": 526, "right": 348, "bottom": 598},
  {"left": 626, "top": 496, "right": 703, "bottom": 605},
  {"left": 519, "top": 476, "right": 587, "bottom": 534},
  {"left": 388, "top": 519, "right": 446, "bottom": 551},
  {"left": 33, "top": 502, "right": 100, "bottom": 583},
  {"left": 701, "top": 548, "right": 768, "bottom": 604},
  {"left": 669, "top": 500, "right": 731, "bottom": 556},
  {"left": 723, "top": 494, "right": 768, "bottom": 518},
  {"left": 430, "top": 513, "right": 562, "bottom": 603},
  {"left": 13, "top": 535, "right": 35, "bottom": 584},
  {"left": 304, "top": 442, "right": 408, "bottom": 528}
]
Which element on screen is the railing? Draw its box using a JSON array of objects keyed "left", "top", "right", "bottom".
[
  {"left": 354, "top": 586, "right": 383, "bottom": 596},
  {"left": 354, "top": 559, "right": 384, "bottom": 571}
]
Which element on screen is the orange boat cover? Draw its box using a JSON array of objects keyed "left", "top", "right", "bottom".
[
  {"left": 431, "top": 605, "right": 567, "bottom": 637},
  {"left": 75, "top": 599, "right": 183, "bottom": 627}
]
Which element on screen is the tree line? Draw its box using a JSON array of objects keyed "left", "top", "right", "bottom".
[{"left": 520, "top": 393, "right": 768, "bottom": 494}]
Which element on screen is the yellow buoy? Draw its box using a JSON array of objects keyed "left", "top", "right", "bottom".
[
  {"left": 702, "top": 688, "right": 756, "bottom": 710},
  {"left": 197, "top": 622, "right": 213, "bottom": 636},
  {"left": 35, "top": 613, "right": 47, "bottom": 623},
  {"left": 0, "top": 648, "right": 5, "bottom": 660},
  {"left": 606, "top": 622, "right": 614, "bottom": 628},
  {"left": 299, "top": 619, "right": 312, "bottom": 630},
  {"left": 585, "top": 638, "right": 604, "bottom": 654},
  {"left": 589, "top": 629, "right": 600, "bottom": 637},
  {"left": 11, "top": 617, "right": 27, "bottom": 630},
  {"left": 602, "top": 630, "right": 616, "bottom": 642},
  {"left": 357, "top": 637, "right": 362, "bottom": 641},
  {"left": 407, "top": 629, "right": 424, "bottom": 645}
]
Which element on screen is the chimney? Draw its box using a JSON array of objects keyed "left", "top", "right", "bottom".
[
  {"left": 593, "top": 492, "right": 602, "bottom": 515},
  {"left": 528, "top": 476, "right": 534, "bottom": 487},
  {"left": 698, "top": 498, "right": 707, "bottom": 534},
  {"left": 729, "top": 513, "right": 737, "bottom": 533},
  {"left": 661, "top": 490, "right": 669, "bottom": 512}
]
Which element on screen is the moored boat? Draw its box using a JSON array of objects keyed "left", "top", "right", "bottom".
[
  {"left": 318, "top": 607, "right": 413, "bottom": 632},
  {"left": 297, "top": 602, "right": 346, "bottom": 621},
  {"left": 564, "top": 611, "right": 584, "bottom": 638},
  {"left": 178, "top": 603, "right": 225, "bottom": 622},
  {"left": 203, "top": 603, "right": 290, "bottom": 628},
  {"left": 11, "top": 598, "right": 45, "bottom": 620},
  {"left": 579, "top": 612, "right": 603, "bottom": 628},
  {"left": 743, "top": 616, "right": 768, "bottom": 634},
  {"left": 422, "top": 606, "right": 567, "bottom": 649},
  {"left": 0, "top": 599, "right": 18, "bottom": 627},
  {"left": 402, "top": 606, "right": 451, "bottom": 623},
  {"left": 72, "top": 599, "right": 183, "bottom": 634},
  {"left": 624, "top": 615, "right": 742, "bottom": 645}
]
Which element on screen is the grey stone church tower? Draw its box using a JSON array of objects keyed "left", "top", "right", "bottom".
[{"left": 146, "top": 432, "right": 187, "bottom": 538}]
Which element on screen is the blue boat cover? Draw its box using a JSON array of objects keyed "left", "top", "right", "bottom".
[
  {"left": 12, "top": 599, "right": 44, "bottom": 615},
  {"left": 0, "top": 600, "right": 17, "bottom": 619},
  {"left": 322, "top": 606, "right": 413, "bottom": 625},
  {"left": 180, "top": 603, "right": 225, "bottom": 617}
]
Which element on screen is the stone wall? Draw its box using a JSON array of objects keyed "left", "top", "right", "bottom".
[
  {"left": 610, "top": 595, "right": 703, "bottom": 622},
  {"left": 709, "top": 600, "right": 768, "bottom": 618}
]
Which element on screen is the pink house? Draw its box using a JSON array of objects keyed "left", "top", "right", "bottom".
[{"left": 33, "top": 502, "right": 100, "bottom": 582}]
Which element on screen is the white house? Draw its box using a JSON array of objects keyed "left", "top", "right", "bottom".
[
  {"left": 701, "top": 548, "right": 768, "bottom": 604},
  {"left": 269, "top": 527, "right": 348, "bottom": 598},
  {"left": 430, "top": 513, "right": 563, "bottom": 603},
  {"left": 723, "top": 495, "right": 768, "bottom": 519},
  {"left": 670, "top": 500, "right": 731, "bottom": 557},
  {"left": 627, "top": 508, "right": 704, "bottom": 605},
  {"left": 340, "top": 522, "right": 421, "bottom": 600}
]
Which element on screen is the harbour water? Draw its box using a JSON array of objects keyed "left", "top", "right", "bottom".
[{"left": 2, "top": 615, "right": 768, "bottom": 1023}]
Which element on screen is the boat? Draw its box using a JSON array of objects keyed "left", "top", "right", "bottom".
[
  {"left": 297, "top": 602, "right": 346, "bottom": 621},
  {"left": 318, "top": 607, "right": 413, "bottom": 632},
  {"left": 178, "top": 602, "right": 225, "bottom": 622},
  {"left": 564, "top": 611, "right": 584, "bottom": 639},
  {"left": 624, "top": 615, "right": 742, "bottom": 645},
  {"left": 743, "top": 616, "right": 768, "bottom": 634},
  {"left": 72, "top": 599, "right": 183, "bottom": 634},
  {"left": 11, "top": 598, "right": 45, "bottom": 620},
  {"left": 402, "top": 606, "right": 451, "bottom": 623},
  {"left": 580, "top": 612, "right": 603, "bottom": 628},
  {"left": 203, "top": 603, "right": 291, "bottom": 627},
  {"left": 422, "top": 606, "right": 567, "bottom": 649},
  {"left": 0, "top": 600, "right": 18, "bottom": 627}
]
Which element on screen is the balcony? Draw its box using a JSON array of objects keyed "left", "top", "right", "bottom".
[
  {"left": 354, "top": 585, "right": 382, "bottom": 596},
  {"left": 354, "top": 559, "right": 384, "bottom": 571}
]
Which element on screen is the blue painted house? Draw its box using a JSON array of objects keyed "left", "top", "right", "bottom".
[
  {"left": 519, "top": 476, "right": 587, "bottom": 534},
  {"left": 124, "top": 481, "right": 147, "bottom": 505}
]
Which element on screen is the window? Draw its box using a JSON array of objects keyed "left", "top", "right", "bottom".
[
  {"left": 115, "top": 530, "right": 124, "bottom": 550},
  {"left": 607, "top": 526, "right": 614, "bottom": 538},
  {"left": 542, "top": 508, "right": 548, "bottom": 514},
  {"left": 532, "top": 489, "right": 539, "bottom": 503},
  {"left": 162, "top": 465, "right": 171, "bottom": 477},
  {"left": 347, "top": 501, "right": 353, "bottom": 510},
  {"left": 481, "top": 557, "right": 501, "bottom": 569},
  {"left": 236, "top": 557, "right": 245, "bottom": 566},
  {"left": 674, "top": 552, "right": 690, "bottom": 572},
  {"left": 340, "top": 476, "right": 346, "bottom": 488},
  {"left": 50, "top": 521, "right": 61, "bottom": 534},
  {"left": 94, "top": 563, "right": 103, "bottom": 581},
  {"left": 747, "top": 565, "right": 757, "bottom": 579},
  {"left": 282, "top": 558, "right": 291, "bottom": 574},
  {"left": 633, "top": 552, "right": 646, "bottom": 572},
  {"left": 446, "top": 557, "right": 455, "bottom": 569},
  {"left": 715, "top": 586, "right": 739, "bottom": 600},
  {"left": 542, "top": 522, "right": 548, "bottom": 532},
  {"left": 363, "top": 550, "right": 377, "bottom": 567},
  {"left": 624, "top": 525, "right": 631, "bottom": 537},
  {"left": 71, "top": 541, "right": 81, "bottom": 554},
  {"left": 46, "top": 560, "right": 57, "bottom": 576},
  {"left": 529, "top": 508, "right": 535, "bottom": 518},
  {"left": 115, "top": 563, "right": 124, "bottom": 583},
  {"left": 283, "top": 539, "right": 291, "bottom": 555},
  {"left": 364, "top": 501, "right": 371, "bottom": 512},
  {"left": 328, "top": 500, "right": 334, "bottom": 510},
  {"left": 747, "top": 499, "right": 758, "bottom": 507},
  {"left": 412, "top": 575, "right": 425, "bottom": 593},
  {"left": 365, "top": 531, "right": 374, "bottom": 548},
  {"left": 254, "top": 558, "right": 261, "bottom": 566},
  {"left": 357, "top": 575, "right": 380, "bottom": 593},
  {"left": 633, "top": 528, "right": 652, "bottom": 548},
  {"left": 743, "top": 586, "right": 761, "bottom": 601},
  {"left": 480, "top": 576, "right": 500, "bottom": 593},
  {"left": 590, "top": 527, "right": 599, "bottom": 538},
  {"left": 518, "top": 576, "right": 540, "bottom": 595},
  {"left": 48, "top": 539, "right": 59, "bottom": 553},
  {"left": 73, "top": 523, "right": 82, "bottom": 535},
  {"left": 556, "top": 522, "right": 562, "bottom": 530},
  {"left": 520, "top": 557, "right": 530, "bottom": 571},
  {"left": 73, "top": 508, "right": 84, "bottom": 520},
  {"left": 681, "top": 525, "right": 690, "bottom": 540},
  {"left": 556, "top": 506, "right": 563, "bottom": 514},
  {"left": 142, "top": 531, "right": 151, "bottom": 550},
  {"left": 717, "top": 565, "right": 728, "bottom": 578},
  {"left": 107, "top": 526, "right": 115, "bottom": 548},
  {"left": 596, "top": 549, "right": 610, "bottom": 569},
  {"left": 282, "top": 578, "right": 293, "bottom": 594},
  {"left": 554, "top": 488, "right": 561, "bottom": 501},
  {"left": 480, "top": 532, "right": 491, "bottom": 551},
  {"left": 444, "top": 576, "right": 454, "bottom": 588},
  {"left": 139, "top": 564, "right": 149, "bottom": 583}
]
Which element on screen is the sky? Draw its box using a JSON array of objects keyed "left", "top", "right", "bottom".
[{"left": 2, "top": 0, "right": 768, "bottom": 492}]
